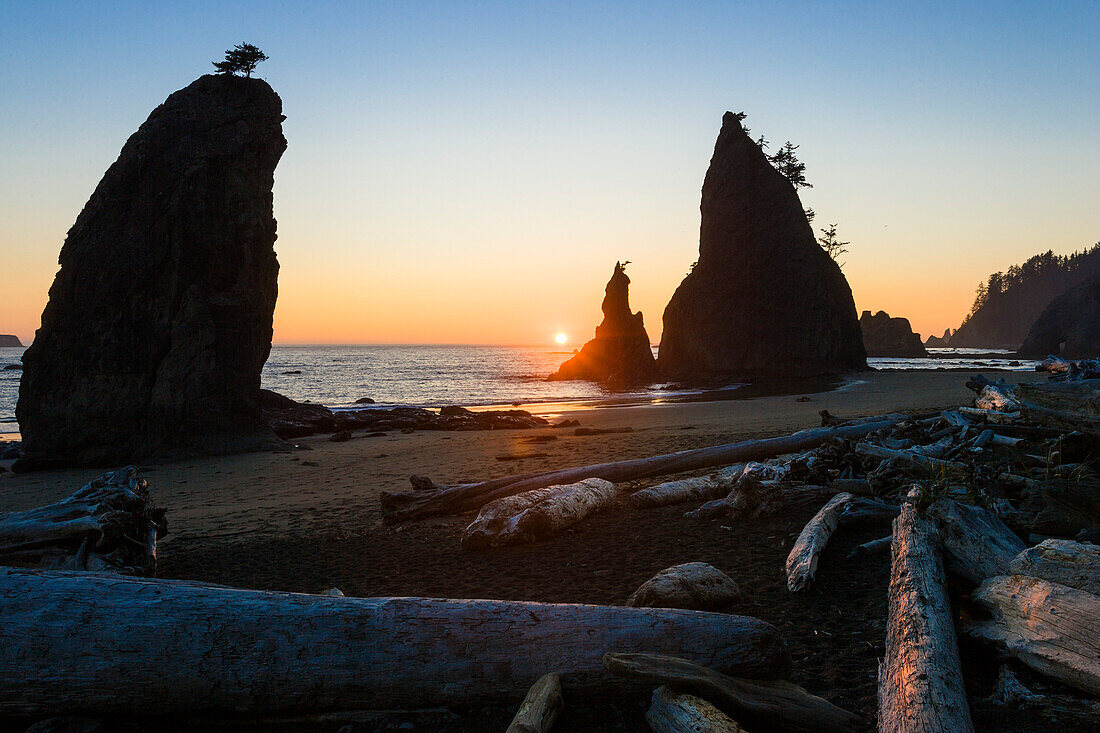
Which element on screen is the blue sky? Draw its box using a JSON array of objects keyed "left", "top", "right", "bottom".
[{"left": 2, "top": 1, "right": 1097, "bottom": 343}]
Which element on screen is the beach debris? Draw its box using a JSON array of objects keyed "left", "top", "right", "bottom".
[
  {"left": 574, "top": 426, "right": 634, "bottom": 436},
  {"left": 785, "top": 492, "right": 857, "bottom": 592},
  {"left": 495, "top": 452, "right": 552, "bottom": 461},
  {"left": 461, "top": 478, "right": 618, "bottom": 549},
  {"left": 967, "top": 574, "right": 1100, "bottom": 696},
  {"left": 0, "top": 568, "right": 790, "bottom": 717},
  {"left": 646, "top": 686, "right": 745, "bottom": 732},
  {"left": 846, "top": 535, "right": 892, "bottom": 559},
  {"left": 0, "top": 467, "right": 165, "bottom": 575},
  {"left": 927, "top": 499, "right": 1026, "bottom": 585},
  {"left": 380, "top": 416, "right": 905, "bottom": 523},
  {"left": 626, "top": 562, "right": 741, "bottom": 611},
  {"left": 329, "top": 430, "right": 351, "bottom": 442},
  {"left": 878, "top": 491, "right": 974, "bottom": 733},
  {"left": 506, "top": 672, "right": 563, "bottom": 733},
  {"left": 630, "top": 464, "right": 746, "bottom": 508},
  {"left": 552, "top": 419, "right": 581, "bottom": 428},
  {"left": 603, "top": 652, "right": 860, "bottom": 732},
  {"left": 1007, "top": 538, "right": 1100, "bottom": 594}
]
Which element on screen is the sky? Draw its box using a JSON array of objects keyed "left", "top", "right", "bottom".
[{"left": 1, "top": 1, "right": 1097, "bottom": 346}]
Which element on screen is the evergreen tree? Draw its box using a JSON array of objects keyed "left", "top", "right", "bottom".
[
  {"left": 768, "top": 141, "right": 812, "bottom": 189},
  {"left": 817, "top": 223, "right": 848, "bottom": 266},
  {"left": 213, "top": 43, "right": 268, "bottom": 77}
]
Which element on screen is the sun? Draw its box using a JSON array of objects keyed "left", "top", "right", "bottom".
[{"left": 554, "top": 332, "right": 568, "bottom": 344}]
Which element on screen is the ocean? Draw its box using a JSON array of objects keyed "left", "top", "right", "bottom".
[{"left": 0, "top": 345, "right": 1040, "bottom": 436}]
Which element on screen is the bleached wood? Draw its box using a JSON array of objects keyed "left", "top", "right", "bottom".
[
  {"left": 0, "top": 569, "right": 791, "bottom": 717},
  {"left": 506, "top": 672, "right": 562, "bottom": 733},
  {"left": 627, "top": 562, "right": 741, "bottom": 611},
  {"left": 927, "top": 499, "right": 1025, "bottom": 585},
  {"left": 462, "top": 478, "right": 618, "bottom": 549},
  {"left": 1008, "top": 539, "right": 1100, "bottom": 594},
  {"left": 785, "top": 492, "right": 856, "bottom": 592},
  {"left": 877, "top": 499, "right": 974, "bottom": 733},
  {"left": 380, "top": 417, "right": 907, "bottom": 522},
  {"left": 605, "top": 652, "right": 859, "bottom": 732},
  {"left": 969, "top": 574, "right": 1100, "bottom": 696},
  {"left": 646, "top": 686, "right": 745, "bottom": 733},
  {"left": 631, "top": 464, "right": 746, "bottom": 508}
]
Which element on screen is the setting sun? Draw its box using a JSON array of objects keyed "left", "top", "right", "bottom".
[{"left": 554, "top": 332, "right": 568, "bottom": 344}]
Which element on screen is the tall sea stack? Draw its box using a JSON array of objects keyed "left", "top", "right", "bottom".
[
  {"left": 658, "top": 112, "right": 866, "bottom": 381},
  {"left": 550, "top": 262, "right": 657, "bottom": 384},
  {"left": 1018, "top": 274, "right": 1100, "bottom": 358},
  {"left": 17, "top": 75, "right": 286, "bottom": 468}
]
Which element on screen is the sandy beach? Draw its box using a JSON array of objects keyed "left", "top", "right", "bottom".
[{"left": 0, "top": 369, "right": 1055, "bottom": 731}]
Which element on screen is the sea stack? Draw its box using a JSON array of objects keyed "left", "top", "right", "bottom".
[
  {"left": 1018, "top": 274, "right": 1100, "bottom": 358},
  {"left": 925, "top": 329, "right": 952, "bottom": 348},
  {"left": 0, "top": 335, "right": 22, "bottom": 347},
  {"left": 550, "top": 262, "right": 657, "bottom": 384},
  {"left": 658, "top": 112, "right": 866, "bottom": 381},
  {"left": 859, "top": 310, "right": 927, "bottom": 357},
  {"left": 16, "top": 75, "right": 286, "bottom": 468}
]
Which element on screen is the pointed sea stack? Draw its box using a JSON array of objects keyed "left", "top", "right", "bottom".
[
  {"left": 550, "top": 262, "right": 657, "bottom": 385},
  {"left": 658, "top": 112, "right": 866, "bottom": 381},
  {"left": 16, "top": 75, "right": 286, "bottom": 469},
  {"left": 925, "top": 329, "right": 952, "bottom": 348},
  {"left": 859, "top": 310, "right": 927, "bottom": 357},
  {"left": 1018, "top": 274, "right": 1100, "bottom": 358}
]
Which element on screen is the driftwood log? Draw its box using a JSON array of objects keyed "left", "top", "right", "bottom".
[
  {"left": 506, "top": 673, "right": 563, "bottom": 733},
  {"left": 0, "top": 467, "right": 165, "bottom": 574},
  {"left": 646, "top": 686, "right": 745, "bottom": 733},
  {"left": 380, "top": 417, "right": 906, "bottom": 522},
  {"left": 0, "top": 569, "right": 791, "bottom": 717},
  {"left": 630, "top": 464, "right": 746, "bottom": 508},
  {"left": 626, "top": 562, "right": 741, "bottom": 611},
  {"left": 1008, "top": 539, "right": 1100, "bottom": 594},
  {"left": 878, "top": 497, "right": 974, "bottom": 733},
  {"left": 1015, "top": 380, "right": 1100, "bottom": 433},
  {"left": 968, "top": 574, "right": 1100, "bottom": 696},
  {"left": 785, "top": 492, "right": 856, "bottom": 592},
  {"left": 927, "top": 499, "right": 1026, "bottom": 585},
  {"left": 461, "top": 478, "right": 617, "bottom": 549},
  {"left": 604, "top": 652, "right": 860, "bottom": 733}
]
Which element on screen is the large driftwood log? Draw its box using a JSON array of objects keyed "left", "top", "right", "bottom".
[
  {"left": 646, "top": 686, "right": 745, "bottom": 733},
  {"left": 380, "top": 417, "right": 906, "bottom": 522},
  {"left": 0, "top": 467, "right": 165, "bottom": 574},
  {"left": 0, "top": 569, "right": 791, "bottom": 717},
  {"left": 461, "top": 478, "right": 618, "bottom": 549},
  {"left": 1008, "top": 539, "right": 1100, "bottom": 594},
  {"left": 1015, "top": 380, "right": 1100, "bottom": 433},
  {"left": 604, "top": 652, "right": 860, "bottom": 733},
  {"left": 968, "top": 574, "right": 1100, "bottom": 695},
  {"left": 878, "top": 498, "right": 974, "bottom": 733},
  {"left": 506, "top": 673, "right": 563, "bottom": 733},
  {"left": 630, "top": 464, "right": 747, "bottom": 508},
  {"left": 927, "top": 499, "right": 1026, "bottom": 585},
  {"left": 785, "top": 492, "right": 856, "bottom": 592}
]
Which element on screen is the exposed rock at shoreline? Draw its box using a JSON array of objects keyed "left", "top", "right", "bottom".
[
  {"left": 859, "top": 310, "right": 927, "bottom": 357},
  {"left": 0, "top": 335, "right": 22, "bottom": 348},
  {"left": 925, "top": 328, "right": 952, "bottom": 348},
  {"left": 549, "top": 262, "right": 657, "bottom": 385},
  {"left": 16, "top": 75, "right": 286, "bottom": 470},
  {"left": 262, "top": 390, "right": 549, "bottom": 439},
  {"left": 658, "top": 112, "right": 866, "bottom": 381},
  {"left": 1018, "top": 274, "right": 1100, "bottom": 359}
]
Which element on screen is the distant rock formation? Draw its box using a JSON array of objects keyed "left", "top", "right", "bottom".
[
  {"left": 1018, "top": 274, "right": 1100, "bottom": 359},
  {"left": 925, "top": 329, "right": 952, "bottom": 348},
  {"left": 859, "top": 310, "right": 927, "bottom": 357},
  {"left": 658, "top": 112, "right": 866, "bottom": 381},
  {"left": 16, "top": 75, "right": 286, "bottom": 469},
  {"left": 550, "top": 262, "right": 657, "bottom": 384},
  {"left": 0, "top": 335, "right": 22, "bottom": 347}
]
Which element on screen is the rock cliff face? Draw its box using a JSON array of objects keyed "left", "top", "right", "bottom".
[
  {"left": 658, "top": 112, "right": 866, "bottom": 381},
  {"left": 859, "top": 311, "right": 927, "bottom": 357},
  {"left": 550, "top": 262, "right": 657, "bottom": 384},
  {"left": 0, "top": 335, "right": 22, "bottom": 347},
  {"left": 925, "top": 329, "right": 952, "bottom": 348},
  {"left": 1018, "top": 275, "right": 1100, "bottom": 359},
  {"left": 17, "top": 75, "right": 286, "bottom": 468}
]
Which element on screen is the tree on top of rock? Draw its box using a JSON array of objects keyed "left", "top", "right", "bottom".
[{"left": 213, "top": 43, "right": 268, "bottom": 77}]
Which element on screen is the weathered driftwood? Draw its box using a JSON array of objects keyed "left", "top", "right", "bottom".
[
  {"left": 646, "top": 686, "right": 745, "bottom": 733},
  {"left": 968, "top": 574, "right": 1100, "bottom": 696},
  {"left": 1015, "top": 379, "right": 1100, "bottom": 433},
  {"left": 0, "top": 467, "right": 165, "bottom": 574},
  {"left": 604, "top": 652, "right": 860, "bottom": 733},
  {"left": 506, "top": 672, "right": 562, "bottom": 733},
  {"left": 847, "top": 535, "right": 892, "bottom": 559},
  {"left": 630, "top": 464, "right": 746, "bottom": 508},
  {"left": 380, "top": 417, "right": 906, "bottom": 522},
  {"left": 785, "top": 492, "right": 856, "bottom": 592},
  {"left": 927, "top": 499, "right": 1025, "bottom": 585},
  {"left": 956, "top": 406, "right": 1022, "bottom": 424},
  {"left": 855, "top": 443, "right": 962, "bottom": 476},
  {"left": 0, "top": 569, "right": 791, "bottom": 717},
  {"left": 878, "top": 498, "right": 974, "bottom": 733},
  {"left": 626, "top": 562, "right": 741, "bottom": 611},
  {"left": 461, "top": 478, "right": 617, "bottom": 549},
  {"left": 1008, "top": 538, "right": 1100, "bottom": 594}
]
